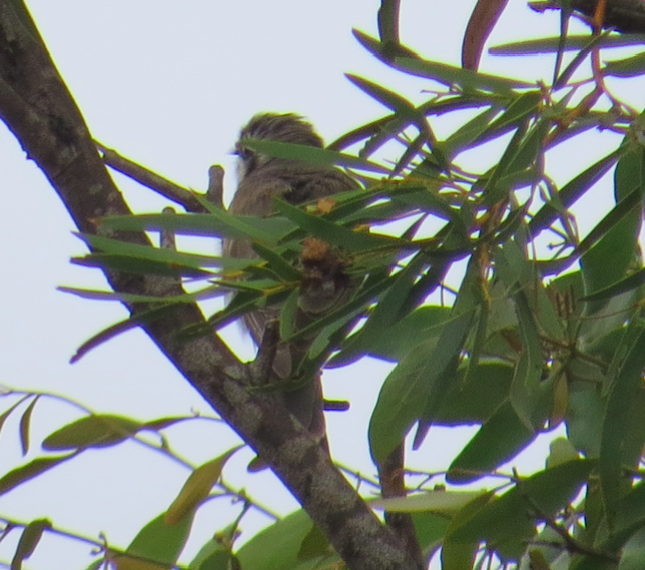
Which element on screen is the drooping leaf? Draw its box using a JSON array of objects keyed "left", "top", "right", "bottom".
[
  {"left": 462, "top": 0, "right": 510, "bottom": 70},
  {"left": 0, "top": 455, "right": 78, "bottom": 496},
  {"left": 11, "top": 519, "right": 51, "bottom": 570},
  {"left": 599, "top": 319, "right": 645, "bottom": 527},
  {"left": 164, "top": 447, "right": 240, "bottom": 525},
  {"left": 0, "top": 396, "right": 30, "bottom": 448},
  {"left": 42, "top": 414, "right": 142, "bottom": 450},
  {"left": 70, "top": 304, "right": 181, "bottom": 363},
  {"left": 18, "top": 395, "right": 39, "bottom": 456}
]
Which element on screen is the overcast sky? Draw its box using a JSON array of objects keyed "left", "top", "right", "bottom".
[{"left": 0, "top": 1, "right": 637, "bottom": 569}]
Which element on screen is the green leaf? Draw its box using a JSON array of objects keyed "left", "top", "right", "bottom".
[
  {"left": 252, "top": 242, "right": 301, "bottom": 281},
  {"left": 77, "top": 233, "right": 233, "bottom": 269},
  {"left": 42, "top": 414, "right": 142, "bottom": 450},
  {"left": 600, "top": 319, "right": 645, "bottom": 527},
  {"left": 529, "top": 149, "right": 621, "bottom": 235},
  {"left": 508, "top": 292, "right": 544, "bottom": 430},
  {"left": 70, "top": 304, "right": 180, "bottom": 363},
  {"left": 369, "top": 489, "right": 488, "bottom": 514},
  {"left": 274, "top": 199, "right": 397, "bottom": 254},
  {"left": 346, "top": 74, "right": 418, "bottom": 117},
  {"left": 141, "top": 416, "right": 193, "bottom": 432},
  {"left": 164, "top": 447, "right": 240, "bottom": 525},
  {"left": 442, "top": 492, "right": 494, "bottom": 570},
  {"left": 59, "top": 284, "right": 225, "bottom": 305},
  {"left": 447, "top": 401, "right": 535, "bottom": 484},
  {"left": 546, "top": 437, "right": 580, "bottom": 468},
  {"left": 357, "top": 305, "right": 451, "bottom": 362},
  {"left": 434, "top": 362, "right": 514, "bottom": 425},
  {"left": 244, "top": 138, "right": 390, "bottom": 174},
  {"left": 100, "top": 211, "right": 295, "bottom": 243},
  {"left": 566, "top": 386, "right": 605, "bottom": 457},
  {"left": 377, "top": 0, "right": 400, "bottom": 44},
  {"left": 73, "top": 253, "right": 216, "bottom": 278},
  {"left": 450, "top": 459, "right": 595, "bottom": 560},
  {"left": 476, "top": 91, "right": 542, "bottom": 147},
  {"left": 0, "top": 455, "right": 77, "bottom": 496},
  {"left": 443, "top": 106, "right": 504, "bottom": 158},
  {"left": 119, "top": 511, "right": 194, "bottom": 568},
  {"left": 11, "top": 519, "right": 51, "bottom": 570},
  {"left": 333, "top": 253, "right": 429, "bottom": 364},
  {"left": 18, "top": 395, "right": 39, "bottom": 456},
  {"left": 577, "top": 479, "right": 645, "bottom": 563},
  {"left": 580, "top": 267, "right": 645, "bottom": 303},
  {"left": 236, "top": 509, "right": 338, "bottom": 570},
  {"left": 581, "top": 146, "right": 645, "bottom": 306},
  {"left": 619, "top": 525, "right": 645, "bottom": 570},
  {"left": 297, "top": 524, "right": 330, "bottom": 562},
  {"left": 483, "top": 117, "right": 549, "bottom": 205},
  {"left": 490, "top": 33, "right": 642, "bottom": 54},
  {"left": 0, "top": 396, "right": 30, "bottom": 442},
  {"left": 369, "top": 310, "right": 475, "bottom": 463},
  {"left": 189, "top": 536, "right": 238, "bottom": 570},
  {"left": 604, "top": 52, "right": 645, "bottom": 77},
  {"left": 353, "top": 30, "right": 532, "bottom": 94}
]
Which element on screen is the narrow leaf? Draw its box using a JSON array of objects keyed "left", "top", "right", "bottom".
[
  {"left": 42, "top": 415, "right": 142, "bottom": 450},
  {"left": 274, "top": 199, "right": 398, "bottom": 253},
  {"left": 244, "top": 138, "right": 389, "bottom": 174},
  {"left": 0, "top": 396, "right": 31, "bottom": 441},
  {"left": 70, "top": 304, "right": 179, "bottom": 363},
  {"left": 450, "top": 460, "right": 595, "bottom": 556},
  {"left": 600, "top": 320, "right": 645, "bottom": 527},
  {"left": 448, "top": 400, "right": 535, "bottom": 484},
  {"left": 18, "top": 396, "right": 39, "bottom": 456},
  {"left": 164, "top": 447, "right": 240, "bottom": 525},
  {"left": 0, "top": 455, "right": 77, "bottom": 496},
  {"left": 11, "top": 519, "right": 51, "bottom": 570},
  {"left": 100, "top": 211, "right": 295, "bottom": 243}
]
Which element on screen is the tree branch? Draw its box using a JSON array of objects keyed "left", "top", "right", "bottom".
[{"left": 0, "top": 2, "right": 420, "bottom": 568}]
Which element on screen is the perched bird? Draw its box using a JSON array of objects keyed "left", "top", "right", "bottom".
[{"left": 224, "top": 113, "right": 358, "bottom": 450}]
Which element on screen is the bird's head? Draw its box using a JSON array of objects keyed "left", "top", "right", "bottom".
[{"left": 235, "top": 113, "right": 323, "bottom": 179}]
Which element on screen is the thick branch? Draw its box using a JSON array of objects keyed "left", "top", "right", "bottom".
[{"left": 0, "top": 3, "right": 421, "bottom": 569}]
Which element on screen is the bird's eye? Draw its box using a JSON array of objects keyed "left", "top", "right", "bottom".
[{"left": 235, "top": 142, "right": 253, "bottom": 160}]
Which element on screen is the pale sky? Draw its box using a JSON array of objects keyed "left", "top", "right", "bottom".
[{"left": 0, "top": 1, "right": 635, "bottom": 569}]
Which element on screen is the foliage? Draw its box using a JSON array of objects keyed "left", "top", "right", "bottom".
[{"left": 4, "top": 0, "right": 645, "bottom": 568}]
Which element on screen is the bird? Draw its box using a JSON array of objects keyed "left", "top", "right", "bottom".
[{"left": 223, "top": 112, "right": 358, "bottom": 454}]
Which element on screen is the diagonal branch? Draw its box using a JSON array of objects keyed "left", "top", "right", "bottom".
[{"left": 0, "top": 2, "right": 421, "bottom": 569}]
